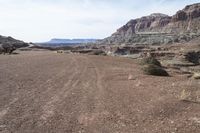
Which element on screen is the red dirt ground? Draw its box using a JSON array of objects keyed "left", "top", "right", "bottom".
[{"left": 0, "top": 51, "right": 200, "bottom": 133}]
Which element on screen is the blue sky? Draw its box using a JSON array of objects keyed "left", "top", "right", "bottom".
[{"left": 0, "top": 0, "right": 199, "bottom": 42}]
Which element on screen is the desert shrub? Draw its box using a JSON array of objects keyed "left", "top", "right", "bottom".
[
  {"left": 57, "top": 50, "right": 64, "bottom": 53},
  {"left": 0, "top": 44, "right": 16, "bottom": 54},
  {"left": 185, "top": 51, "right": 199, "bottom": 65},
  {"left": 180, "top": 89, "right": 191, "bottom": 101},
  {"left": 89, "top": 50, "right": 106, "bottom": 56},
  {"left": 0, "top": 47, "right": 3, "bottom": 54},
  {"left": 140, "top": 57, "right": 162, "bottom": 67},
  {"left": 142, "top": 64, "right": 169, "bottom": 76}
]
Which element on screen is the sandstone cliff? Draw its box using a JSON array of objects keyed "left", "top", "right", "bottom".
[{"left": 102, "top": 3, "right": 200, "bottom": 45}]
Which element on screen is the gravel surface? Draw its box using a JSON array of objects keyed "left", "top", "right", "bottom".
[{"left": 0, "top": 51, "right": 200, "bottom": 133}]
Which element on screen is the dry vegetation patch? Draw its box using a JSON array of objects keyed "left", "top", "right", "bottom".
[
  {"left": 140, "top": 57, "right": 162, "bottom": 67},
  {"left": 142, "top": 64, "right": 169, "bottom": 76},
  {"left": 180, "top": 87, "right": 200, "bottom": 103},
  {"left": 140, "top": 57, "right": 169, "bottom": 76}
]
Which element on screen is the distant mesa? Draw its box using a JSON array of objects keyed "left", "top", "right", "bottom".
[
  {"left": 47, "top": 38, "right": 97, "bottom": 44},
  {"left": 38, "top": 38, "right": 98, "bottom": 47}
]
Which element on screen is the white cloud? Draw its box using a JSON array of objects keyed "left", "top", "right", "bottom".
[{"left": 0, "top": 0, "right": 199, "bottom": 42}]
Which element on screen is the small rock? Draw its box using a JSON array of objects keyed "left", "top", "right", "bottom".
[
  {"left": 128, "top": 74, "right": 135, "bottom": 80},
  {"left": 193, "top": 73, "right": 200, "bottom": 79}
]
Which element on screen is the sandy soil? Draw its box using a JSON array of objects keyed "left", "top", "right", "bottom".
[{"left": 0, "top": 51, "right": 200, "bottom": 133}]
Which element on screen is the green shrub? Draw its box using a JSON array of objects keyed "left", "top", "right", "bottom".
[
  {"left": 142, "top": 64, "right": 169, "bottom": 76},
  {"left": 140, "top": 57, "right": 161, "bottom": 67}
]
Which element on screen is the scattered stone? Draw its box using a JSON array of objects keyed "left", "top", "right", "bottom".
[
  {"left": 192, "top": 72, "right": 200, "bottom": 79},
  {"left": 128, "top": 74, "right": 136, "bottom": 80}
]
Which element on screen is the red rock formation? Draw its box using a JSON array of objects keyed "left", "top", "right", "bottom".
[{"left": 102, "top": 3, "right": 200, "bottom": 44}]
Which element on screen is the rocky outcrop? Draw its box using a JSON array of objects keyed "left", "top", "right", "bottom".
[
  {"left": 173, "top": 3, "right": 200, "bottom": 21},
  {"left": 0, "top": 35, "right": 28, "bottom": 54},
  {"left": 101, "top": 3, "right": 200, "bottom": 45},
  {"left": 117, "top": 13, "right": 171, "bottom": 34},
  {"left": 172, "top": 11, "right": 188, "bottom": 21},
  {"left": 0, "top": 35, "right": 28, "bottom": 48},
  {"left": 0, "top": 35, "right": 29, "bottom": 48}
]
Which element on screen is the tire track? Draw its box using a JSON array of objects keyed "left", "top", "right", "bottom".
[{"left": 40, "top": 56, "right": 81, "bottom": 122}]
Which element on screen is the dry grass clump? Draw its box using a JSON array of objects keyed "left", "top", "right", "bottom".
[
  {"left": 140, "top": 57, "right": 169, "bottom": 76},
  {"left": 180, "top": 88, "right": 200, "bottom": 103},
  {"left": 57, "top": 50, "right": 64, "bottom": 53},
  {"left": 89, "top": 50, "right": 106, "bottom": 56},
  {"left": 140, "top": 57, "right": 162, "bottom": 67},
  {"left": 180, "top": 89, "right": 192, "bottom": 101},
  {"left": 142, "top": 64, "right": 169, "bottom": 76}
]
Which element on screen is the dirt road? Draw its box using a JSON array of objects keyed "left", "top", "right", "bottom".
[{"left": 0, "top": 51, "right": 200, "bottom": 133}]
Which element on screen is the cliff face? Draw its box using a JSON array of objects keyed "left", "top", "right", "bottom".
[
  {"left": 116, "top": 13, "right": 171, "bottom": 35},
  {"left": 172, "top": 3, "right": 200, "bottom": 21},
  {"left": 102, "top": 3, "right": 200, "bottom": 45}
]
